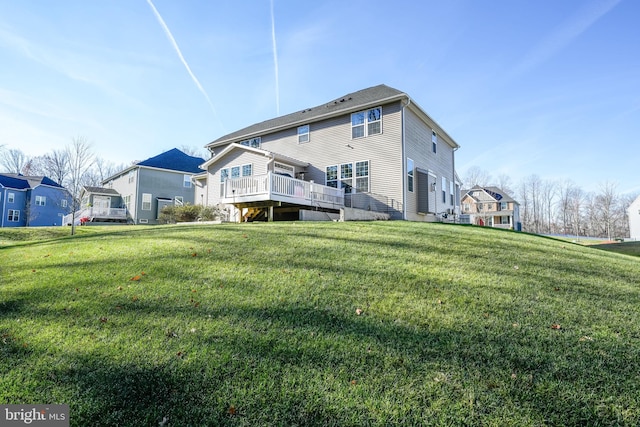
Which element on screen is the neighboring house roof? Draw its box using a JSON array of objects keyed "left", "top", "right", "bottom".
[
  {"left": 0, "top": 173, "right": 64, "bottom": 190},
  {"left": 82, "top": 186, "right": 120, "bottom": 196},
  {"left": 463, "top": 185, "right": 518, "bottom": 204},
  {"left": 136, "top": 148, "right": 206, "bottom": 174},
  {"left": 201, "top": 143, "right": 309, "bottom": 170},
  {"left": 206, "top": 84, "right": 460, "bottom": 150}
]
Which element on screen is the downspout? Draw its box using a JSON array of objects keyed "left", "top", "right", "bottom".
[
  {"left": 135, "top": 168, "right": 140, "bottom": 224},
  {"left": 1, "top": 188, "right": 5, "bottom": 227},
  {"left": 401, "top": 97, "right": 411, "bottom": 220}
]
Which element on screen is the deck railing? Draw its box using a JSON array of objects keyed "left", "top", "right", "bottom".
[
  {"left": 62, "top": 207, "right": 128, "bottom": 225},
  {"left": 223, "top": 172, "right": 344, "bottom": 208}
]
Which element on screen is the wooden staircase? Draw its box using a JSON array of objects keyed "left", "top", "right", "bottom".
[{"left": 243, "top": 208, "right": 267, "bottom": 222}]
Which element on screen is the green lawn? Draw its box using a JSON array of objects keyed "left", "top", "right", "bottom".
[{"left": 1, "top": 222, "right": 639, "bottom": 426}]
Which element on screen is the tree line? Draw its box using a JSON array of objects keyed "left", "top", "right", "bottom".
[{"left": 464, "top": 166, "right": 638, "bottom": 239}]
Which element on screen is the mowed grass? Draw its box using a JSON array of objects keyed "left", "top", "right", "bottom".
[{"left": 1, "top": 222, "right": 639, "bottom": 426}]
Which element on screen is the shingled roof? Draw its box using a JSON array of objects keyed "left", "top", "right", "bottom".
[
  {"left": 207, "top": 84, "right": 407, "bottom": 147},
  {"left": 136, "top": 148, "right": 206, "bottom": 174},
  {"left": 0, "top": 174, "right": 64, "bottom": 190}
]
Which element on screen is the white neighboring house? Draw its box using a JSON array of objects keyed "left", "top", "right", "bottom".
[{"left": 628, "top": 195, "right": 640, "bottom": 240}]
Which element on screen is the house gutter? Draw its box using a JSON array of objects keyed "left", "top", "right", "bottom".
[{"left": 401, "top": 96, "right": 411, "bottom": 220}]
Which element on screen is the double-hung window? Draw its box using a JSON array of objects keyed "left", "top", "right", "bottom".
[
  {"left": 432, "top": 130, "right": 438, "bottom": 153},
  {"left": 298, "top": 125, "right": 310, "bottom": 143},
  {"left": 355, "top": 161, "right": 369, "bottom": 192},
  {"left": 7, "top": 209, "right": 19, "bottom": 222},
  {"left": 183, "top": 175, "right": 192, "bottom": 188},
  {"left": 35, "top": 195, "right": 46, "bottom": 206},
  {"left": 351, "top": 107, "right": 382, "bottom": 139},
  {"left": 242, "top": 164, "right": 252, "bottom": 177},
  {"left": 407, "top": 158, "right": 414, "bottom": 192},
  {"left": 8, "top": 192, "right": 15, "bottom": 203},
  {"left": 442, "top": 177, "right": 447, "bottom": 203},
  {"left": 142, "top": 193, "right": 152, "bottom": 211}
]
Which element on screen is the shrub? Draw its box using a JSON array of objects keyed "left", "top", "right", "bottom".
[{"left": 159, "top": 204, "right": 222, "bottom": 224}]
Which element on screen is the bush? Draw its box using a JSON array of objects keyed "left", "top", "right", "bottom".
[{"left": 159, "top": 204, "right": 222, "bottom": 224}]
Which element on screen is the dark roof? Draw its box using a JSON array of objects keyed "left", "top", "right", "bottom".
[
  {"left": 136, "top": 148, "right": 206, "bottom": 174},
  {"left": 83, "top": 186, "right": 120, "bottom": 196},
  {"left": 0, "top": 173, "right": 64, "bottom": 190},
  {"left": 208, "top": 84, "right": 407, "bottom": 146},
  {"left": 465, "top": 185, "right": 518, "bottom": 203},
  {"left": 0, "top": 174, "right": 30, "bottom": 190}
]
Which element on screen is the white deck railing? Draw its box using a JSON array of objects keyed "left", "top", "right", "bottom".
[
  {"left": 62, "top": 207, "right": 128, "bottom": 225},
  {"left": 223, "top": 172, "right": 344, "bottom": 208}
]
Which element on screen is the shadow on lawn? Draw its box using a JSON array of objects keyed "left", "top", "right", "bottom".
[{"left": 4, "top": 290, "right": 639, "bottom": 426}]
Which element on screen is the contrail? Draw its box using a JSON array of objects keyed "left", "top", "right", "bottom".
[
  {"left": 270, "top": 0, "right": 280, "bottom": 115},
  {"left": 146, "top": 0, "right": 224, "bottom": 130}
]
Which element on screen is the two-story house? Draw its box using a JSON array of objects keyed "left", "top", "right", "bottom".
[
  {"left": 0, "top": 173, "right": 72, "bottom": 227},
  {"left": 197, "top": 84, "right": 461, "bottom": 222},
  {"left": 66, "top": 148, "right": 206, "bottom": 225},
  {"left": 460, "top": 185, "right": 521, "bottom": 230}
]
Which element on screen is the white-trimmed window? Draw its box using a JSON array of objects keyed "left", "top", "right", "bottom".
[
  {"left": 407, "top": 158, "right": 414, "bottom": 192},
  {"left": 220, "top": 168, "right": 230, "bottom": 197},
  {"left": 500, "top": 201, "right": 508, "bottom": 211},
  {"left": 231, "top": 166, "right": 241, "bottom": 178},
  {"left": 242, "top": 164, "right": 252, "bottom": 177},
  {"left": 239, "top": 137, "right": 261, "bottom": 148},
  {"left": 61, "top": 199, "right": 67, "bottom": 208},
  {"left": 183, "top": 175, "right": 192, "bottom": 188},
  {"left": 355, "top": 161, "right": 369, "bottom": 192},
  {"left": 326, "top": 160, "right": 369, "bottom": 194},
  {"left": 351, "top": 107, "right": 382, "bottom": 139},
  {"left": 8, "top": 192, "right": 15, "bottom": 203},
  {"left": 142, "top": 193, "right": 152, "bottom": 211},
  {"left": 442, "top": 177, "right": 447, "bottom": 203},
  {"left": 450, "top": 182, "right": 455, "bottom": 205},
  {"left": 175, "top": 196, "right": 184, "bottom": 206},
  {"left": 463, "top": 203, "right": 471, "bottom": 212},
  {"left": 432, "top": 130, "right": 438, "bottom": 153},
  {"left": 298, "top": 125, "right": 310, "bottom": 143},
  {"left": 128, "top": 170, "right": 135, "bottom": 183},
  {"left": 7, "top": 209, "right": 19, "bottom": 222},
  {"left": 35, "top": 195, "right": 46, "bottom": 206},
  {"left": 123, "top": 195, "right": 131, "bottom": 211},
  {"left": 501, "top": 216, "right": 510, "bottom": 225}
]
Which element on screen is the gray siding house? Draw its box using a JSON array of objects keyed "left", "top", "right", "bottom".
[
  {"left": 103, "top": 148, "right": 205, "bottom": 224},
  {"left": 198, "top": 84, "right": 461, "bottom": 222},
  {"left": 628, "top": 195, "right": 640, "bottom": 240}
]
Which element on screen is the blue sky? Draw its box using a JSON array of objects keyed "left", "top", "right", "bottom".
[{"left": 0, "top": 0, "right": 638, "bottom": 194}]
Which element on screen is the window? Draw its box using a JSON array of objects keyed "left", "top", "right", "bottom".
[
  {"left": 128, "top": 170, "right": 135, "bottom": 183},
  {"left": 175, "top": 196, "right": 184, "bottom": 206},
  {"left": 355, "top": 161, "right": 369, "bottom": 192},
  {"left": 297, "top": 125, "right": 309, "bottom": 143},
  {"left": 61, "top": 199, "right": 67, "bottom": 208},
  {"left": 242, "top": 164, "right": 252, "bottom": 177},
  {"left": 123, "top": 195, "right": 131, "bottom": 211},
  {"left": 432, "top": 130, "right": 437, "bottom": 153},
  {"left": 501, "top": 216, "right": 510, "bottom": 225},
  {"left": 326, "top": 161, "right": 369, "bottom": 193},
  {"left": 8, "top": 192, "right": 15, "bottom": 203},
  {"left": 407, "top": 158, "right": 414, "bottom": 192},
  {"left": 477, "top": 203, "right": 483, "bottom": 212},
  {"left": 500, "top": 201, "right": 508, "bottom": 211},
  {"left": 351, "top": 107, "right": 382, "bottom": 139},
  {"left": 442, "top": 177, "right": 447, "bottom": 203},
  {"left": 35, "top": 195, "right": 46, "bottom": 206},
  {"left": 239, "top": 137, "right": 261, "bottom": 148},
  {"left": 326, "top": 165, "right": 338, "bottom": 188},
  {"left": 142, "top": 193, "right": 152, "bottom": 211},
  {"left": 7, "top": 209, "right": 19, "bottom": 222},
  {"left": 450, "top": 182, "right": 455, "bottom": 205},
  {"left": 231, "top": 166, "right": 240, "bottom": 178},
  {"left": 463, "top": 203, "right": 471, "bottom": 212},
  {"left": 220, "top": 168, "right": 229, "bottom": 183},
  {"left": 183, "top": 175, "right": 192, "bottom": 188}
]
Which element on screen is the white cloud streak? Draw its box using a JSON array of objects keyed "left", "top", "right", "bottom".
[
  {"left": 146, "top": 0, "right": 224, "bottom": 130},
  {"left": 270, "top": 0, "right": 280, "bottom": 115}
]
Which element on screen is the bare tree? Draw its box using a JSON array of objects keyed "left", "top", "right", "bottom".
[
  {"left": 0, "top": 148, "right": 29, "bottom": 174},
  {"left": 494, "top": 173, "right": 514, "bottom": 196},
  {"left": 66, "top": 136, "right": 95, "bottom": 235},
  {"left": 541, "top": 180, "right": 557, "bottom": 234},
  {"left": 93, "top": 158, "right": 127, "bottom": 184},
  {"left": 22, "top": 155, "right": 47, "bottom": 176},
  {"left": 463, "top": 166, "right": 492, "bottom": 189},
  {"left": 42, "top": 149, "right": 70, "bottom": 186},
  {"left": 556, "top": 180, "right": 580, "bottom": 235},
  {"left": 179, "top": 145, "right": 207, "bottom": 159}
]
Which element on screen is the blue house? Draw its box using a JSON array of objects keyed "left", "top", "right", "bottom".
[{"left": 0, "top": 173, "right": 73, "bottom": 227}]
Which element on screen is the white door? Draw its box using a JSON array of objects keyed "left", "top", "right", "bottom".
[{"left": 94, "top": 196, "right": 111, "bottom": 215}]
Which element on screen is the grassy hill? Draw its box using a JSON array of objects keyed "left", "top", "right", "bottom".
[{"left": 1, "top": 222, "right": 639, "bottom": 426}]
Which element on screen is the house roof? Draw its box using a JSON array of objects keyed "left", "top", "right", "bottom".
[
  {"left": 82, "top": 186, "right": 120, "bottom": 196},
  {"left": 463, "top": 185, "right": 518, "bottom": 204},
  {"left": 136, "top": 148, "right": 206, "bottom": 174},
  {"left": 0, "top": 173, "right": 64, "bottom": 190},
  {"left": 206, "top": 84, "right": 459, "bottom": 150},
  {"left": 201, "top": 143, "right": 309, "bottom": 170}
]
